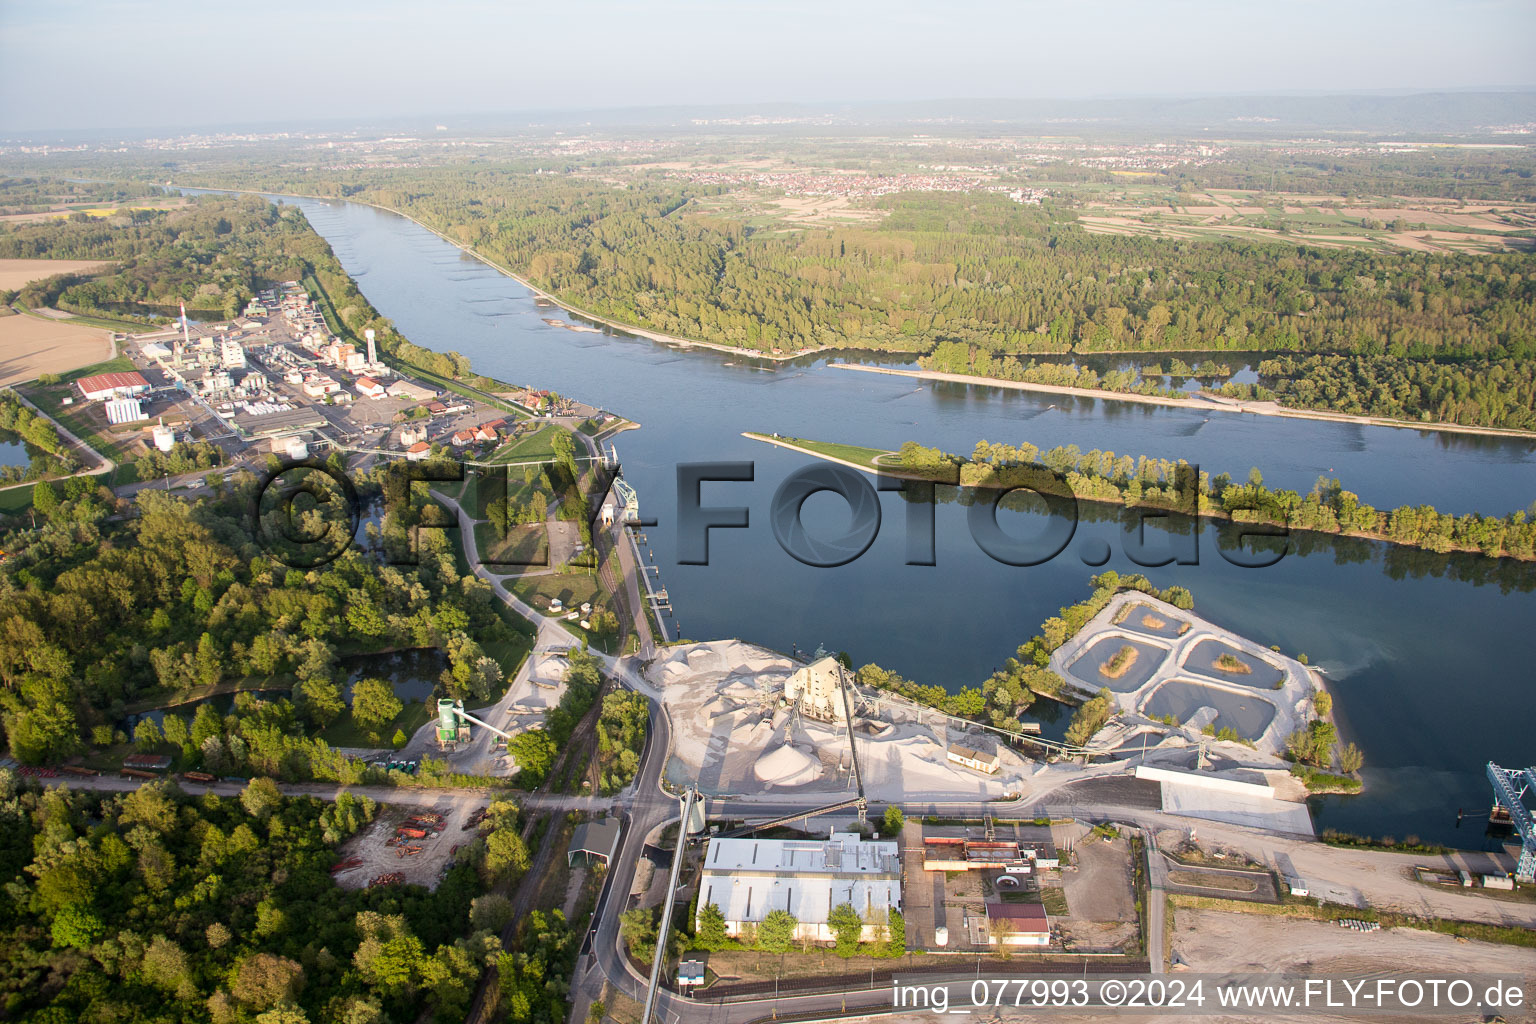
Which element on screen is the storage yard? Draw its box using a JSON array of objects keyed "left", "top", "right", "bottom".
[
  {"left": 647, "top": 639, "right": 1033, "bottom": 800},
  {"left": 330, "top": 800, "right": 481, "bottom": 890}
]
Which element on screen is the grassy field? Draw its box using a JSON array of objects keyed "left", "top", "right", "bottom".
[
  {"left": 457, "top": 463, "right": 556, "bottom": 518},
  {"left": 504, "top": 570, "right": 621, "bottom": 652},
  {"left": 1065, "top": 183, "right": 1536, "bottom": 255},
  {"left": 320, "top": 697, "right": 434, "bottom": 748},
  {"left": 1168, "top": 893, "right": 1536, "bottom": 948},
  {"left": 1168, "top": 869, "right": 1260, "bottom": 893},
  {"left": 506, "top": 572, "right": 607, "bottom": 615},
  {"left": 487, "top": 424, "right": 562, "bottom": 463},
  {"left": 1040, "top": 886, "right": 1070, "bottom": 916},
  {"left": 473, "top": 521, "right": 549, "bottom": 568},
  {"left": 0, "top": 487, "right": 38, "bottom": 515},
  {"left": 17, "top": 354, "right": 143, "bottom": 463}
]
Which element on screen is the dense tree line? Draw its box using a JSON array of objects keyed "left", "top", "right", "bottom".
[
  {"left": 0, "top": 470, "right": 530, "bottom": 766},
  {"left": 896, "top": 438, "right": 1536, "bottom": 560},
  {"left": 594, "top": 691, "right": 647, "bottom": 794},
  {"left": 1253, "top": 354, "right": 1536, "bottom": 431},
  {"left": 0, "top": 390, "right": 79, "bottom": 484},
  {"left": 0, "top": 776, "right": 493, "bottom": 1023},
  {"left": 205, "top": 169, "right": 1536, "bottom": 370},
  {"left": 0, "top": 175, "right": 162, "bottom": 216}
]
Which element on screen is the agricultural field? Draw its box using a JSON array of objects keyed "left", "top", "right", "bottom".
[
  {"left": 0, "top": 308, "right": 115, "bottom": 386},
  {"left": 1069, "top": 184, "right": 1536, "bottom": 253},
  {"left": 0, "top": 257, "right": 113, "bottom": 290}
]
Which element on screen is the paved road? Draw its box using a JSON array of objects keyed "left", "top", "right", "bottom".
[
  {"left": 7, "top": 387, "right": 116, "bottom": 481},
  {"left": 1143, "top": 828, "right": 1167, "bottom": 973}
]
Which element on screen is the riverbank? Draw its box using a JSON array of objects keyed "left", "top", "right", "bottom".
[
  {"left": 827, "top": 363, "right": 1536, "bottom": 441},
  {"left": 744, "top": 432, "right": 1536, "bottom": 563},
  {"left": 167, "top": 183, "right": 838, "bottom": 365}
]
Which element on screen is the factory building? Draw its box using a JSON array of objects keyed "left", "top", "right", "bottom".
[
  {"left": 78, "top": 371, "right": 150, "bottom": 401},
  {"left": 784, "top": 656, "right": 853, "bottom": 723},
  {"left": 696, "top": 830, "right": 902, "bottom": 944},
  {"left": 104, "top": 398, "right": 147, "bottom": 425}
]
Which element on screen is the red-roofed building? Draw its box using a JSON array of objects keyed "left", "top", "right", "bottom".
[
  {"left": 984, "top": 903, "right": 1049, "bottom": 946},
  {"left": 354, "top": 376, "right": 386, "bottom": 399},
  {"left": 450, "top": 429, "right": 476, "bottom": 447},
  {"left": 406, "top": 441, "right": 431, "bottom": 461},
  {"left": 77, "top": 371, "right": 151, "bottom": 401}
]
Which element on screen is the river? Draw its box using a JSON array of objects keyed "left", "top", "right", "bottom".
[{"left": 238, "top": 191, "right": 1535, "bottom": 847}]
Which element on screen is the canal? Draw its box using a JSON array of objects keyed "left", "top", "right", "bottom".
[{"left": 253, "top": 192, "right": 1536, "bottom": 847}]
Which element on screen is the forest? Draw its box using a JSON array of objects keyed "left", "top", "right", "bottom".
[
  {"left": 894, "top": 437, "right": 1536, "bottom": 561},
  {"left": 0, "top": 191, "right": 477, "bottom": 385},
  {"left": 0, "top": 390, "right": 80, "bottom": 485},
  {"left": 0, "top": 774, "right": 574, "bottom": 1024},
  {"left": 0, "top": 463, "right": 530, "bottom": 769},
  {"left": 348, "top": 173, "right": 1536, "bottom": 362},
  {"left": 138, "top": 166, "right": 1535, "bottom": 430}
]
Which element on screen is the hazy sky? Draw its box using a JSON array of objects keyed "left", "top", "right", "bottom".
[{"left": 2, "top": 0, "right": 1533, "bottom": 133}]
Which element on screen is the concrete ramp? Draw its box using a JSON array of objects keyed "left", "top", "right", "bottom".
[{"left": 1160, "top": 782, "right": 1315, "bottom": 836}]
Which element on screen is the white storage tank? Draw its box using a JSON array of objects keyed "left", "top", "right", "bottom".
[
  {"left": 285, "top": 436, "right": 309, "bottom": 460},
  {"left": 152, "top": 423, "right": 175, "bottom": 452},
  {"left": 934, "top": 925, "right": 949, "bottom": 947}
]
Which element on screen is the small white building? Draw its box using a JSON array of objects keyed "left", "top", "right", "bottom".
[
  {"left": 301, "top": 376, "right": 341, "bottom": 398},
  {"left": 946, "top": 742, "right": 1000, "bottom": 775},
  {"left": 354, "top": 376, "right": 386, "bottom": 399},
  {"left": 405, "top": 441, "right": 431, "bottom": 461}
]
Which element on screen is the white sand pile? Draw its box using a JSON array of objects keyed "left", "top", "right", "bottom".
[
  {"left": 651, "top": 639, "right": 1032, "bottom": 799},
  {"left": 754, "top": 743, "right": 822, "bottom": 786}
]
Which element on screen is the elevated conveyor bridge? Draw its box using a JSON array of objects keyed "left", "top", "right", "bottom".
[{"left": 1487, "top": 761, "right": 1536, "bottom": 882}]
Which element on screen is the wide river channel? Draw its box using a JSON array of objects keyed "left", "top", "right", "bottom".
[{"left": 247, "top": 192, "right": 1535, "bottom": 847}]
